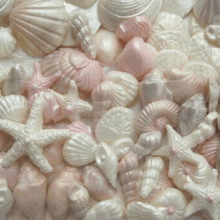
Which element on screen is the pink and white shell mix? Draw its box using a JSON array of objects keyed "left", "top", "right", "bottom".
[{"left": 1, "top": 0, "right": 220, "bottom": 220}]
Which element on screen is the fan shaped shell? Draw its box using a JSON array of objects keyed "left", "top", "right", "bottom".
[
  {"left": 9, "top": 0, "right": 68, "bottom": 57},
  {"left": 0, "top": 0, "right": 14, "bottom": 26}
]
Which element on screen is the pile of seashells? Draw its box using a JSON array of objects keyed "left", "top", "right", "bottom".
[{"left": 1, "top": 0, "right": 220, "bottom": 219}]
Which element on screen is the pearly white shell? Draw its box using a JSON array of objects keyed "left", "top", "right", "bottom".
[
  {"left": 0, "top": 0, "right": 14, "bottom": 26},
  {"left": 66, "top": 0, "right": 97, "bottom": 9},
  {"left": 0, "top": 27, "right": 16, "bottom": 58}
]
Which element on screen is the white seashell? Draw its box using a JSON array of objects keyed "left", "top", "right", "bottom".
[
  {"left": 0, "top": 95, "right": 28, "bottom": 123},
  {"left": 0, "top": 0, "right": 14, "bottom": 26},
  {"left": 85, "top": 199, "right": 123, "bottom": 220},
  {"left": 9, "top": 0, "right": 68, "bottom": 57},
  {"left": 95, "top": 107, "right": 136, "bottom": 145},
  {"left": 140, "top": 156, "right": 164, "bottom": 198},
  {"left": 95, "top": 143, "right": 118, "bottom": 188},
  {"left": 97, "top": 0, "right": 163, "bottom": 32},
  {"left": 207, "top": 79, "right": 219, "bottom": 113},
  {"left": 178, "top": 94, "right": 207, "bottom": 136},
  {"left": 204, "top": 25, "right": 220, "bottom": 47},
  {"left": 66, "top": 0, "right": 97, "bottom": 9},
  {"left": 211, "top": 48, "right": 220, "bottom": 75},
  {"left": 0, "top": 27, "right": 16, "bottom": 58},
  {"left": 135, "top": 100, "right": 180, "bottom": 135},
  {"left": 63, "top": 133, "right": 97, "bottom": 166},
  {"left": 193, "top": 0, "right": 220, "bottom": 28},
  {"left": 132, "top": 131, "right": 162, "bottom": 159},
  {"left": 139, "top": 69, "right": 173, "bottom": 106},
  {"left": 155, "top": 49, "right": 188, "bottom": 73},
  {"left": 3, "top": 64, "right": 26, "bottom": 96},
  {"left": 0, "top": 179, "right": 14, "bottom": 220},
  {"left": 82, "top": 165, "right": 116, "bottom": 201},
  {"left": 70, "top": 12, "right": 97, "bottom": 59}
]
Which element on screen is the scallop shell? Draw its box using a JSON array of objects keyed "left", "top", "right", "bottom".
[
  {"left": 204, "top": 25, "right": 220, "bottom": 47},
  {"left": 0, "top": 27, "right": 16, "bottom": 58},
  {"left": 135, "top": 100, "right": 180, "bottom": 135},
  {"left": 63, "top": 133, "right": 97, "bottom": 166},
  {"left": 70, "top": 12, "right": 97, "bottom": 59},
  {"left": 67, "top": 121, "right": 93, "bottom": 137},
  {"left": 0, "top": 0, "right": 14, "bottom": 26},
  {"left": 0, "top": 95, "right": 28, "bottom": 123},
  {"left": 207, "top": 79, "right": 219, "bottom": 113},
  {"left": 85, "top": 199, "right": 123, "bottom": 220},
  {"left": 66, "top": 0, "right": 97, "bottom": 9},
  {"left": 0, "top": 179, "right": 14, "bottom": 220},
  {"left": 82, "top": 165, "right": 116, "bottom": 201},
  {"left": 95, "top": 143, "right": 118, "bottom": 188},
  {"left": 178, "top": 94, "right": 207, "bottom": 137},
  {"left": 9, "top": 0, "right": 68, "bottom": 57},
  {"left": 139, "top": 69, "right": 173, "bottom": 106},
  {"left": 97, "top": 0, "right": 163, "bottom": 32},
  {"left": 3, "top": 64, "right": 27, "bottom": 96},
  {"left": 193, "top": 0, "right": 220, "bottom": 28}
]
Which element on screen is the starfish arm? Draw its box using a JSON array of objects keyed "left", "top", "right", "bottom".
[
  {"left": 184, "top": 183, "right": 207, "bottom": 198},
  {"left": 43, "top": 73, "right": 61, "bottom": 89},
  {"left": 27, "top": 145, "right": 53, "bottom": 173},
  {"left": 1, "top": 141, "right": 26, "bottom": 167},
  {"left": 66, "top": 80, "right": 78, "bottom": 104},
  {"left": 0, "top": 119, "right": 25, "bottom": 139},
  {"left": 180, "top": 150, "right": 199, "bottom": 165},
  {"left": 151, "top": 146, "right": 170, "bottom": 158},
  {"left": 184, "top": 199, "right": 203, "bottom": 218},
  {"left": 168, "top": 157, "right": 181, "bottom": 177},
  {"left": 35, "top": 129, "right": 71, "bottom": 146}
]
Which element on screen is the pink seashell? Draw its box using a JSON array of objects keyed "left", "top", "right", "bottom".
[
  {"left": 115, "top": 37, "right": 154, "bottom": 81},
  {"left": 0, "top": 152, "right": 20, "bottom": 190},
  {"left": 13, "top": 162, "right": 47, "bottom": 220},
  {"left": 67, "top": 121, "right": 93, "bottom": 137},
  {"left": 116, "top": 16, "right": 151, "bottom": 42},
  {"left": 82, "top": 165, "right": 116, "bottom": 201}
]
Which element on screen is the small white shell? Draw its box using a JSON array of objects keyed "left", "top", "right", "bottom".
[
  {"left": 85, "top": 199, "right": 123, "bottom": 220},
  {"left": 0, "top": 0, "right": 14, "bottom": 26},
  {"left": 66, "top": 0, "right": 97, "bottom": 9},
  {"left": 0, "top": 27, "right": 16, "bottom": 58},
  {"left": 95, "top": 143, "right": 118, "bottom": 188},
  {"left": 207, "top": 79, "right": 219, "bottom": 113}
]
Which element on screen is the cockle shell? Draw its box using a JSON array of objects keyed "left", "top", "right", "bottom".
[
  {"left": 135, "top": 100, "right": 180, "bottom": 135},
  {"left": 85, "top": 199, "right": 123, "bottom": 220},
  {"left": 66, "top": 0, "right": 97, "bottom": 9},
  {"left": 0, "top": 179, "right": 14, "bottom": 220},
  {"left": 3, "top": 64, "right": 26, "bottom": 96},
  {"left": 204, "top": 25, "right": 220, "bottom": 47},
  {"left": 0, "top": 95, "right": 28, "bottom": 123},
  {"left": 140, "top": 156, "right": 164, "bottom": 199},
  {"left": 67, "top": 121, "right": 93, "bottom": 137},
  {"left": 0, "top": 0, "right": 14, "bottom": 26},
  {"left": 97, "top": 0, "right": 162, "bottom": 32},
  {"left": 70, "top": 12, "right": 97, "bottom": 59},
  {"left": 178, "top": 94, "right": 207, "bottom": 136},
  {"left": 207, "top": 79, "right": 219, "bottom": 113},
  {"left": 13, "top": 162, "right": 47, "bottom": 220},
  {"left": 0, "top": 27, "right": 16, "bottom": 58},
  {"left": 140, "top": 69, "right": 173, "bottom": 107},
  {"left": 82, "top": 165, "right": 116, "bottom": 201},
  {"left": 9, "top": 0, "right": 68, "bottom": 57},
  {"left": 116, "top": 16, "right": 151, "bottom": 42}
]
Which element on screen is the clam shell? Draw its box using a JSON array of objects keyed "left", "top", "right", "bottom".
[
  {"left": 0, "top": 0, "right": 14, "bottom": 26},
  {"left": 0, "top": 27, "right": 16, "bottom": 58},
  {"left": 9, "top": 0, "right": 68, "bottom": 57},
  {"left": 97, "top": 0, "right": 162, "bottom": 32},
  {"left": 204, "top": 25, "right": 220, "bottom": 47},
  {"left": 66, "top": 0, "right": 97, "bottom": 9},
  {"left": 0, "top": 95, "right": 28, "bottom": 123},
  {"left": 135, "top": 100, "right": 180, "bottom": 135}
]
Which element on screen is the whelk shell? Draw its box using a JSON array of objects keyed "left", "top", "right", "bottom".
[
  {"left": 0, "top": 0, "right": 14, "bottom": 26},
  {"left": 9, "top": 0, "right": 68, "bottom": 57}
]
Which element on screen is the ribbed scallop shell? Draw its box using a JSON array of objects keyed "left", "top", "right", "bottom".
[
  {"left": 9, "top": 0, "right": 68, "bottom": 57},
  {"left": 0, "top": 95, "right": 28, "bottom": 123},
  {"left": 0, "top": 0, "right": 14, "bottom": 26},
  {"left": 67, "top": 121, "right": 93, "bottom": 137},
  {"left": 85, "top": 199, "right": 123, "bottom": 220},
  {"left": 0, "top": 27, "right": 16, "bottom": 58},
  {"left": 63, "top": 133, "right": 97, "bottom": 166},
  {"left": 135, "top": 100, "right": 180, "bottom": 135},
  {"left": 97, "top": 0, "right": 163, "bottom": 32}
]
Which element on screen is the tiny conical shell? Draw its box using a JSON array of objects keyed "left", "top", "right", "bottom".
[
  {"left": 9, "top": 0, "right": 68, "bottom": 57},
  {"left": 85, "top": 199, "right": 123, "bottom": 220},
  {"left": 135, "top": 100, "right": 180, "bottom": 135},
  {"left": 178, "top": 94, "right": 207, "bottom": 136},
  {"left": 207, "top": 79, "right": 219, "bottom": 113},
  {"left": 0, "top": 0, "right": 14, "bottom": 26},
  {"left": 0, "top": 27, "right": 16, "bottom": 58}
]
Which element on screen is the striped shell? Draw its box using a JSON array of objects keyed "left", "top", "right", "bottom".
[
  {"left": 67, "top": 121, "right": 93, "bottom": 137},
  {"left": 135, "top": 100, "right": 180, "bottom": 135},
  {"left": 0, "top": 0, "right": 14, "bottom": 26},
  {"left": 9, "top": 0, "right": 68, "bottom": 57}
]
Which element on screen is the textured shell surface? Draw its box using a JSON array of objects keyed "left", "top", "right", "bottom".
[
  {"left": 66, "top": 0, "right": 97, "bottom": 9},
  {"left": 85, "top": 199, "right": 123, "bottom": 220},
  {"left": 97, "top": 0, "right": 163, "bottom": 32},
  {"left": 63, "top": 133, "right": 97, "bottom": 166},
  {"left": 207, "top": 79, "right": 219, "bottom": 113},
  {"left": 95, "top": 143, "right": 118, "bottom": 188},
  {"left": 95, "top": 107, "right": 136, "bottom": 145},
  {"left": 0, "top": 95, "right": 29, "bottom": 123},
  {"left": 178, "top": 94, "right": 207, "bottom": 136},
  {"left": 0, "top": 27, "right": 16, "bottom": 58},
  {"left": 211, "top": 48, "right": 220, "bottom": 75},
  {"left": 193, "top": 0, "right": 220, "bottom": 28},
  {"left": 135, "top": 100, "right": 180, "bottom": 135},
  {"left": 204, "top": 25, "right": 220, "bottom": 47},
  {"left": 9, "top": 0, "right": 68, "bottom": 57},
  {"left": 67, "top": 121, "right": 93, "bottom": 137},
  {"left": 0, "top": 0, "right": 14, "bottom": 26}
]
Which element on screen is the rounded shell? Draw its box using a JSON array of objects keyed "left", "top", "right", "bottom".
[{"left": 9, "top": 0, "right": 68, "bottom": 57}]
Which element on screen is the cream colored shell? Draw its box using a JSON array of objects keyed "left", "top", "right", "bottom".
[{"left": 0, "top": 0, "right": 14, "bottom": 26}]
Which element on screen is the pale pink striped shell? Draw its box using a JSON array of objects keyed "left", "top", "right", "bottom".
[{"left": 67, "top": 121, "right": 93, "bottom": 137}]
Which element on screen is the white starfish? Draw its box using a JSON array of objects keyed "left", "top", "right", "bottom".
[
  {"left": 184, "top": 169, "right": 220, "bottom": 220},
  {"left": 0, "top": 97, "right": 71, "bottom": 173},
  {"left": 152, "top": 125, "right": 199, "bottom": 177}
]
